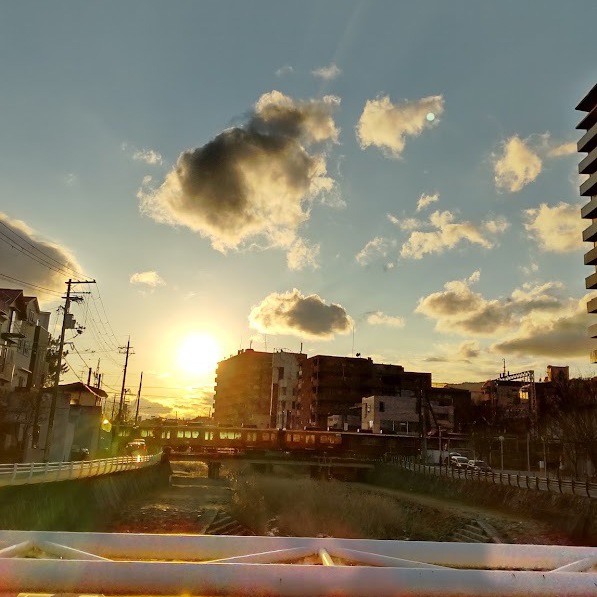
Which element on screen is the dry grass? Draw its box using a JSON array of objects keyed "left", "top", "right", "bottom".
[{"left": 229, "top": 473, "right": 462, "bottom": 540}]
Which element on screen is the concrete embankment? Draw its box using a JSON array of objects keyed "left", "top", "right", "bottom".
[
  {"left": 0, "top": 461, "right": 172, "bottom": 531},
  {"left": 366, "top": 465, "right": 597, "bottom": 544}
]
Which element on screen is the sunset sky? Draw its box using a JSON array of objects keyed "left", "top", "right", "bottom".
[{"left": 1, "top": 1, "right": 596, "bottom": 418}]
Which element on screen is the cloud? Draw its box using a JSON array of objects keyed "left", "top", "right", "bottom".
[
  {"left": 275, "top": 65, "right": 294, "bottom": 77},
  {"left": 491, "top": 296, "right": 592, "bottom": 358},
  {"left": 493, "top": 136, "right": 542, "bottom": 193},
  {"left": 400, "top": 211, "right": 509, "bottom": 259},
  {"left": 547, "top": 142, "right": 576, "bottom": 158},
  {"left": 492, "top": 133, "right": 576, "bottom": 193},
  {"left": 416, "top": 272, "right": 567, "bottom": 337},
  {"left": 249, "top": 288, "right": 353, "bottom": 339},
  {"left": 312, "top": 63, "right": 342, "bottom": 80},
  {"left": 286, "top": 238, "right": 320, "bottom": 271},
  {"left": 416, "top": 192, "right": 439, "bottom": 212},
  {"left": 366, "top": 311, "right": 405, "bottom": 328},
  {"left": 355, "top": 237, "right": 394, "bottom": 265},
  {"left": 129, "top": 271, "right": 166, "bottom": 287},
  {"left": 132, "top": 149, "right": 163, "bottom": 165},
  {"left": 387, "top": 214, "right": 424, "bottom": 231},
  {"left": 523, "top": 202, "right": 584, "bottom": 253},
  {"left": 139, "top": 91, "right": 340, "bottom": 255},
  {"left": 356, "top": 94, "right": 444, "bottom": 158},
  {"left": 422, "top": 340, "right": 481, "bottom": 364},
  {"left": 0, "top": 211, "right": 83, "bottom": 301}
]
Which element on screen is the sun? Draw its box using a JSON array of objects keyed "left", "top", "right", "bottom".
[{"left": 176, "top": 333, "right": 222, "bottom": 377}]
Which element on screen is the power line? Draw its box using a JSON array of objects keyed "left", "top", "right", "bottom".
[
  {"left": 0, "top": 219, "right": 87, "bottom": 279},
  {"left": 0, "top": 272, "right": 63, "bottom": 297}
]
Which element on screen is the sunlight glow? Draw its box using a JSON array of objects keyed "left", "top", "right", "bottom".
[{"left": 176, "top": 333, "right": 222, "bottom": 377}]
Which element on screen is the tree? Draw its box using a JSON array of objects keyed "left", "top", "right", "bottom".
[{"left": 542, "top": 377, "right": 597, "bottom": 477}]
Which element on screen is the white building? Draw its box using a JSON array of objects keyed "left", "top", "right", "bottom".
[{"left": 272, "top": 350, "right": 305, "bottom": 428}]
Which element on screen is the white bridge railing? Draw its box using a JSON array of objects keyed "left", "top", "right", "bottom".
[{"left": 0, "top": 454, "right": 162, "bottom": 487}]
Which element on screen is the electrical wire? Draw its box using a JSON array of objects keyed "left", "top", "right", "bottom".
[{"left": 0, "top": 272, "right": 64, "bottom": 297}]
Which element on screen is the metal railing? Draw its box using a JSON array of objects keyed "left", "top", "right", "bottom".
[
  {"left": 0, "top": 454, "right": 162, "bottom": 487},
  {"left": 386, "top": 456, "right": 597, "bottom": 498}
]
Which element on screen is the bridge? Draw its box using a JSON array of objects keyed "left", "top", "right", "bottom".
[{"left": 0, "top": 453, "right": 596, "bottom": 594}]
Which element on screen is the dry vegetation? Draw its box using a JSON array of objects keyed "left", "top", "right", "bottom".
[{"left": 229, "top": 472, "right": 463, "bottom": 540}]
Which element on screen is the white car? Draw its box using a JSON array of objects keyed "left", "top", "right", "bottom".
[{"left": 450, "top": 456, "right": 469, "bottom": 468}]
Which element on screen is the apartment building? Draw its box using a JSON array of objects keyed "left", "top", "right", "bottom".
[
  {"left": 579, "top": 83, "right": 597, "bottom": 361},
  {"left": 0, "top": 289, "right": 51, "bottom": 392}
]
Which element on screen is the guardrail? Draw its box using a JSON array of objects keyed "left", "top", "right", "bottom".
[
  {"left": 386, "top": 456, "right": 597, "bottom": 498},
  {"left": 0, "top": 454, "right": 162, "bottom": 487}
]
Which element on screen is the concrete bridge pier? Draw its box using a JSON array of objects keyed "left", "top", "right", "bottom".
[{"left": 207, "top": 462, "right": 221, "bottom": 480}]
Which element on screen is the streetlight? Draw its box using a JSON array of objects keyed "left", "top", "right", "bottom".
[{"left": 498, "top": 436, "right": 504, "bottom": 471}]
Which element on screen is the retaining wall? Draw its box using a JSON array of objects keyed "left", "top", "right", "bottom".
[
  {"left": 0, "top": 461, "right": 172, "bottom": 531},
  {"left": 367, "top": 464, "right": 597, "bottom": 544}
]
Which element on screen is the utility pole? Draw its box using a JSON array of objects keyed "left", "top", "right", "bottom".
[
  {"left": 134, "top": 371, "right": 143, "bottom": 425},
  {"left": 117, "top": 337, "right": 134, "bottom": 423},
  {"left": 44, "top": 278, "right": 95, "bottom": 461}
]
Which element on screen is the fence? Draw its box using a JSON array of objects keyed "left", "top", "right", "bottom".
[
  {"left": 387, "top": 456, "right": 597, "bottom": 498},
  {"left": 0, "top": 453, "right": 162, "bottom": 487}
]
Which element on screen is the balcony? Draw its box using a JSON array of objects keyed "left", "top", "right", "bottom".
[
  {"left": 578, "top": 123, "right": 597, "bottom": 154},
  {"left": 586, "top": 271, "right": 597, "bottom": 289},
  {"left": 577, "top": 108, "right": 597, "bottom": 131},
  {"left": 581, "top": 197, "right": 597, "bottom": 220},
  {"left": 583, "top": 221, "right": 597, "bottom": 243},
  {"left": 579, "top": 146, "right": 597, "bottom": 175},
  {"left": 585, "top": 246, "right": 597, "bottom": 266},
  {"left": 588, "top": 297, "right": 597, "bottom": 314},
  {"left": 591, "top": 350, "right": 597, "bottom": 364},
  {"left": 580, "top": 172, "right": 597, "bottom": 197},
  {"left": 589, "top": 323, "right": 597, "bottom": 338}
]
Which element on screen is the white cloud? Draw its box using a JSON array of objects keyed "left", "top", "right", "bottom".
[
  {"left": 139, "top": 91, "right": 340, "bottom": 256},
  {"left": 249, "top": 288, "right": 353, "bottom": 339},
  {"left": 0, "top": 211, "right": 82, "bottom": 302},
  {"left": 416, "top": 192, "right": 439, "bottom": 212},
  {"left": 523, "top": 202, "right": 584, "bottom": 253},
  {"left": 547, "top": 141, "right": 576, "bottom": 157},
  {"left": 129, "top": 271, "right": 166, "bottom": 287},
  {"left": 275, "top": 65, "right": 294, "bottom": 77},
  {"left": 286, "top": 238, "right": 320, "bottom": 271},
  {"left": 132, "top": 149, "right": 163, "bottom": 166},
  {"left": 356, "top": 94, "right": 444, "bottom": 158},
  {"left": 416, "top": 272, "right": 567, "bottom": 337},
  {"left": 493, "top": 136, "right": 542, "bottom": 193},
  {"left": 366, "top": 311, "right": 405, "bottom": 328},
  {"left": 311, "top": 63, "right": 341, "bottom": 80},
  {"left": 400, "top": 210, "right": 509, "bottom": 259},
  {"left": 355, "top": 237, "right": 394, "bottom": 265},
  {"left": 387, "top": 214, "right": 424, "bottom": 231}
]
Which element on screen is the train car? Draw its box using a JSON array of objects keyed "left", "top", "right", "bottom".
[{"left": 281, "top": 430, "right": 342, "bottom": 455}]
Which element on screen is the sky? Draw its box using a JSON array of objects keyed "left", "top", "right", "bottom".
[{"left": 1, "top": 1, "right": 596, "bottom": 419}]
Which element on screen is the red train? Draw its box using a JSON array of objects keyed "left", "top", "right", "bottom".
[{"left": 116, "top": 425, "right": 420, "bottom": 459}]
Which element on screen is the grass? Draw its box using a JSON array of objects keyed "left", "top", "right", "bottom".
[{"left": 229, "top": 472, "right": 463, "bottom": 540}]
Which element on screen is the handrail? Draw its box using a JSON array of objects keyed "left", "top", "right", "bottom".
[
  {"left": 0, "top": 454, "right": 162, "bottom": 487},
  {"left": 384, "top": 456, "right": 597, "bottom": 498}
]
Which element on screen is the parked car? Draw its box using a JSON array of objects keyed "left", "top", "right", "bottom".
[
  {"left": 450, "top": 455, "right": 469, "bottom": 468},
  {"left": 467, "top": 459, "right": 492, "bottom": 473}
]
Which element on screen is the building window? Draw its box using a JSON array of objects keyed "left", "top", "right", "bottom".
[
  {"left": 278, "top": 367, "right": 285, "bottom": 380},
  {"left": 379, "top": 401, "right": 385, "bottom": 412}
]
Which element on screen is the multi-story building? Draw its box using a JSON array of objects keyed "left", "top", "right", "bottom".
[
  {"left": 298, "top": 355, "right": 432, "bottom": 429},
  {"left": 0, "top": 289, "right": 51, "bottom": 392},
  {"left": 213, "top": 349, "right": 274, "bottom": 427},
  {"left": 272, "top": 350, "right": 307, "bottom": 429},
  {"left": 578, "top": 83, "right": 597, "bottom": 362}
]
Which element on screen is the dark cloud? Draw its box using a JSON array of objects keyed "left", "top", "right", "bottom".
[
  {"left": 139, "top": 91, "right": 339, "bottom": 254},
  {"left": 491, "top": 308, "right": 592, "bottom": 358},
  {"left": 0, "top": 212, "right": 82, "bottom": 302},
  {"left": 249, "top": 288, "right": 353, "bottom": 339}
]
